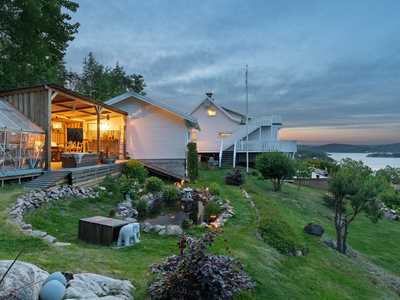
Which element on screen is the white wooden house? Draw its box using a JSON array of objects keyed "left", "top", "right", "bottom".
[
  {"left": 188, "top": 93, "right": 297, "bottom": 167},
  {"left": 105, "top": 91, "right": 200, "bottom": 176}
]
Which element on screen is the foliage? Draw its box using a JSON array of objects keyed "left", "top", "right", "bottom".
[
  {"left": 100, "top": 174, "right": 121, "bottom": 193},
  {"left": 295, "top": 149, "right": 334, "bottom": 161},
  {"left": 380, "top": 192, "right": 400, "bottom": 208},
  {"left": 328, "top": 159, "right": 387, "bottom": 254},
  {"left": 377, "top": 165, "right": 400, "bottom": 184},
  {"left": 255, "top": 152, "right": 295, "bottom": 191},
  {"left": 187, "top": 142, "right": 199, "bottom": 183},
  {"left": 204, "top": 202, "right": 220, "bottom": 220},
  {"left": 224, "top": 168, "right": 246, "bottom": 186},
  {"left": 209, "top": 182, "right": 222, "bottom": 196},
  {"left": 294, "top": 159, "right": 312, "bottom": 191},
  {"left": 136, "top": 199, "right": 148, "bottom": 212},
  {"left": 73, "top": 52, "right": 147, "bottom": 102},
  {"left": 145, "top": 177, "right": 164, "bottom": 193},
  {"left": 123, "top": 160, "right": 148, "bottom": 184},
  {"left": 180, "top": 218, "right": 191, "bottom": 224},
  {"left": 321, "top": 193, "right": 347, "bottom": 213},
  {"left": 250, "top": 170, "right": 260, "bottom": 177},
  {"left": 0, "top": 0, "right": 80, "bottom": 89},
  {"left": 162, "top": 185, "right": 179, "bottom": 202},
  {"left": 147, "top": 229, "right": 255, "bottom": 299},
  {"left": 117, "top": 174, "right": 137, "bottom": 195}
]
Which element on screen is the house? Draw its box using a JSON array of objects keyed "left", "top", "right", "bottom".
[
  {"left": 188, "top": 93, "right": 297, "bottom": 167},
  {"left": 104, "top": 91, "right": 200, "bottom": 176}
]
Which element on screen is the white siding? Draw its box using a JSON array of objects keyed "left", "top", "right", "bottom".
[
  {"left": 191, "top": 103, "right": 240, "bottom": 143},
  {"left": 112, "top": 97, "right": 185, "bottom": 160}
]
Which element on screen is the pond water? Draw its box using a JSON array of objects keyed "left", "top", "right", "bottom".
[{"left": 136, "top": 200, "right": 204, "bottom": 226}]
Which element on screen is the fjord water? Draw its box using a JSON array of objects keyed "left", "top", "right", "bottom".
[{"left": 328, "top": 153, "right": 400, "bottom": 171}]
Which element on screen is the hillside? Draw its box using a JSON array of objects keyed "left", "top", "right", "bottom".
[
  {"left": 1, "top": 169, "right": 400, "bottom": 299},
  {"left": 298, "top": 143, "right": 400, "bottom": 153}
]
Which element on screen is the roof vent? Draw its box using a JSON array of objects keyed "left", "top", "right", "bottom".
[{"left": 205, "top": 93, "right": 213, "bottom": 99}]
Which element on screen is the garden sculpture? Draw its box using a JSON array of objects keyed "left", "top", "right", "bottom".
[{"left": 117, "top": 223, "right": 141, "bottom": 247}]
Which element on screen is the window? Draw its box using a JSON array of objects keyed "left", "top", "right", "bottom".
[
  {"left": 208, "top": 110, "right": 216, "bottom": 116},
  {"left": 218, "top": 133, "right": 225, "bottom": 137},
  {"left": 226, "top": 132, "right": 232, "bottom": 136},
  {"left": 191, "top": 132, "right": 196, "bottom": 140}
]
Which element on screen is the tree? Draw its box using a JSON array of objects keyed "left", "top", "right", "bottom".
[
  {"left": 0, "top": 0, "right": 80, "bottom": 89},
  {"left": 377, "top": 165, "right": 400, "bottom": 184},
  {"left": 294, "top": 159, "right": 312, "bottom": 191},
  {"left": 255, "top": 152, "right": 296, "bottom": 191},
  {"left": 186, "top": 142, "right": 198, "bottom": 183},
  {"left": 328, "top": 158, "right": 387, "bottom": 254},
  {"left": 74, "top": 52, "right": 147, "bottom": 102}
]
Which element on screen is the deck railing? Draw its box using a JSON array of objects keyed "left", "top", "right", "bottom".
[
  {"left": 195, "top": 141, "right": 222, "bottom": 153},
  {"left": 235, "top": 140, "right": 297, "bottom": 153}
]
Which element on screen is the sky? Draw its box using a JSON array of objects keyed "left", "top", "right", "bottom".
[{"left": 64, "top": 0, "right": 400, "bottom": 145}]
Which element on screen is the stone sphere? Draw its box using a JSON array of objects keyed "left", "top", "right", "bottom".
[
  {"left": 39, "top": 280, "right": 66, "bottom": 300},
  {"left": 45, "top": 271, "right": 67, "bottom": 286}
]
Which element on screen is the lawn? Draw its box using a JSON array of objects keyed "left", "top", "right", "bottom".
[{"left": 0, "top": 165, "right": 399, "bottom": 299}]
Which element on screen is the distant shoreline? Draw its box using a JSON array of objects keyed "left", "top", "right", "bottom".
[{"left": 366, "top": 153, "right": 400, "bottom": 158}]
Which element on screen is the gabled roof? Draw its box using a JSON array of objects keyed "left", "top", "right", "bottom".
[
  {"left": 187, "top": 95, "right": 244, "bottom": 123},
  {"left": 104, "top": 91, "right": 200, "bottom": 130}
]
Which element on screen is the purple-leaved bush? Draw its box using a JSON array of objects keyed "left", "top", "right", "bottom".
[{"left": 146, "top": 229, "right": 255, "bottom": 299}]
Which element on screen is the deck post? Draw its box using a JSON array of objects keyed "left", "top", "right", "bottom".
[
  {"left": 95, "top": 106, "right": 103, "bottom": 152},
  {"left": 233, "top": 141, "right": 237, "bottom": 168},
  {"left": 219, "top": 141, "right": 224, "bottom": 168}
]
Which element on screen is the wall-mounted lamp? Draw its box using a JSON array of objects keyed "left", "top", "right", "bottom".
[
  {"left": 53, "top": 122, "right": 62, "bottom": 129},
  {"left": 107, "top": 114, "right": 110, "bottom": 121}
]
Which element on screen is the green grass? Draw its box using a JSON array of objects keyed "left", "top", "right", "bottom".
[{"left": 0, "top": 169, "right": 399, "bottom": 299}]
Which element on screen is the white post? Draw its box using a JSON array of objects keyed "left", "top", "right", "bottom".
[
  {"left": 246, "top": 65, "right": 249, "bottom": 173},
  {"left": 233, "top": 141, "right": 237, "bottom": 168}
]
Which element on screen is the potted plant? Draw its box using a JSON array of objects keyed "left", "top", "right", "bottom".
[
  {"left": 180, "top": 218, "right": 193, "bottom": 229},
  {"left": 110, "top": 152, "right": 121, "bottom": 163}
]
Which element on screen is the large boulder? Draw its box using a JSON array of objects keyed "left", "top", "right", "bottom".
[
  {"left": 64, "top": 273, "right": 135, "bottom": 300},
  {"left": 0, "top": 260, "right": 49, "bottom": 300},
  {"left": 166, "top": 225, "right": 183, "bottom": 235},
  {"left": 321, "top": 237, "right": 337, "bottom": 249},
  {"left": 303, "top": 221, "right": 325, "bottom": 236}
]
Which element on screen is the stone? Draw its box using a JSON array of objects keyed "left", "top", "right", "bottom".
[
  {"left": 54, "top": 242, "right": 72, "bottom": 246},
  {"left": 26, "top": 204, "right": 35, "bottom": 214},
  {"left": 40, "top": 280, "right": 66, "bottom": 300},
  {"left": 158, "top": 229, "right": 166, "bottom": 235},
  {"left": 99, "top": 186, "right": 106, "bottom": 191},
  {"left": 44, "top": 235, "right": 57, "bottom": 243},
  {"left": 294, "top": 250, "right": 303, "bottom": 257},
  {"left": 20, "top": 224, "right": 33, "bottom": 230},
  {"left": 141, "top": 195, "right": 149, "bottom": 201},
  {"left": 154, "top": 225, "right": 166, "bottom": 233},
  {"left": 31, "top": 230, "right": 47, "bottom": 237},
  {"left": 321, "top": 237, "right": 337, "bottom": 249},
  {"left": 120, "top": 201, "right": 132, "bottom": 208},
  {"left": 166, "top": 225, "right": 183, "bottom": 235},
  {"left": 0, "top": 260, "right": 49, "bottom": 300},
  {"left": 45, "top": 271, "right": 67, "bottom": 286},
  {"left": 143, "top": 223, "right": 154, "bottom": 233},
  {"left": 124, "top": 217, "right": 138, "bottom": 223},
  {"left": 140, "top": 222, "right": 151, "bottom": 230},
  {"left": 303, "top": 221, "right": 325, "bottom": 236},
  {"left": 64, "top": 273, "right": 135, "bottom": 300}
]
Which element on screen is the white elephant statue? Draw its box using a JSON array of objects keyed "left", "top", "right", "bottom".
[{"left": 117, "top": 223, "right": 141, "bottom": 247}]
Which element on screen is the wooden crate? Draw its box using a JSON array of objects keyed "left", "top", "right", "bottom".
[{"left": 78, "top": 216, "right": 128, "bottom": 246}]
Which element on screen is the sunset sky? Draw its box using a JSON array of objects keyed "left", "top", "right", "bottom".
[{"left": 64, "top": 0, "right": 400, "bottom": 145}]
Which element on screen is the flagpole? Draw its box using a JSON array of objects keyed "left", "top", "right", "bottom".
[{"left": 246, "top": 65, "right": 249, "bottom": 173}]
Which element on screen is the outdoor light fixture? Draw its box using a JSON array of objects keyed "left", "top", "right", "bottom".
[
  {"left": 53, "top": 122, "right": 62, "bottom": 129},
  {"left": 107, "top": 114, "right": 110, "bottom": 121},
  {"left": 72, "top": 104, "right": 76, "bottom": 112}
]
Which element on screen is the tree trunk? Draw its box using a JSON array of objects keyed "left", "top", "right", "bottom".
[
  {"left": 334, "top": 200, "right": 343, "bottom": 253},
  {"left": 342, "top": 222, "right": 349, "bottom": 254},
  {"left": 297, "top": 179, "right": 301, "bottom": 192}
]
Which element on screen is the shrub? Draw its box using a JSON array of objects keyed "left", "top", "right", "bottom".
[
  {"left": 255, "top": 151, "right": 296, "bottom": 191},
  {"left": 145, "top": 176, "right": 164, "bottom": 193},
  {"left": 204, "top": 202, "right": 220, "bottom": 220},
  {"left": 250, "top": 169, "right": 260, "bottom": 177},
  {"left": 147, "top": 229, "right": 255, "bottom": 299},
  {"left": 136, "top": 199, "right": 148, "bottom": 212},
  {"left": 100, "top": 174, "right": 120, "bottom": 193},
  {"left": 209, "top": 182, "right": 222, "bottom": 196},
  {"left": 122, "top": 159, "right": 148, "bottom": 184},
  {"left": 224, "top": 168, "right": 246, "bottom": 186},
  {"left": 163, "top": 185, "right": 179, "bottom": 201},
  {"left": 187, "top": 142, "right": 199, "bottom": 183},
  {"left": 117, "top": 174, "right": 137, "bottom": 195}
]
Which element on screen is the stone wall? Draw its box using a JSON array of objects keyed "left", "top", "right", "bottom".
[{"left": 292, "top": 178, "right": 328, "bottom": 191}]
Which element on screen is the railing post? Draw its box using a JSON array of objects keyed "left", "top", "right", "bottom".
[
  {"left": 233, "top": 141, "right": 237, "bottom": 168},
  {"left": 219, "top": 141, "right": 224, "bottom": 168}
]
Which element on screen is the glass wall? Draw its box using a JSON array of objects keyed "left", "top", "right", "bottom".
[{"left": 0, "top": 129, "right": 45, "bottom": 175}]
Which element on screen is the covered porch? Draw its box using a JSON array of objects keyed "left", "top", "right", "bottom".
[{"left": 0, "top": 84, "right": 128, "bottom": 174}]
